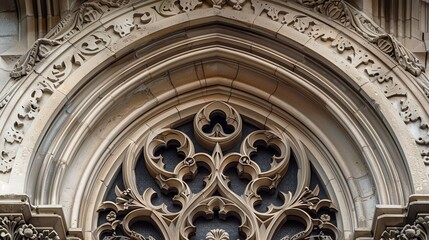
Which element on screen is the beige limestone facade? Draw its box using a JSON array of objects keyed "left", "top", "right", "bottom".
[{"left": 0, "top": 0, "right": 429, "bottom": 239}]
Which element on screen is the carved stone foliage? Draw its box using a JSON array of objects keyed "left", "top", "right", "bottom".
[
  {"left": 95, "top": 101, "right": 339, "bottom": 240},
  {"left": 297, "top": 0, "right": 425, "bottom": 77},
  {"left": 364, "top": 62, "right": 429, "bottom": 164},
  {"left": 0, "top": 1, "right": 118, "bottom": 143},
  {"left": 45, "top": 31, "right": 111, "bottom": 86},
  {"left": 0, "top": 0, "right": 117, "bottom": 173},
  {"left": 245, "top": 0, "right": 429, "bottom": 164},
  {"left": 8, "top": 0, "right": 421, "bottom": 81},
  {"left": 362, "top": 195, "right": 429, "bottom": 239},
  {"left": 0, "top": 30, "right": 111, "bottom": 173},
  {"left": 0, "top": 79, "right": 55, "bottom": 173},
  {"left": 381, "top": 216, "right": 429, "bottom": 240},
  {"left": 206, "top": 229, "right": 230, "bottom": 240},
  {"left": 10, "top": 0, "right": 128, "bottom": 80},
  {"left": 0, "top": 216, "right": 60, "bottom": 240},
  {"left": 156, "top": 0, "right": 246, "bottom": 15}
]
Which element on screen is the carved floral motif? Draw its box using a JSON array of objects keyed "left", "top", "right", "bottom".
[
  {"left": 381, "top": 216, "right": 429, "bottom": 240},
  {"left": 9, "top": 39, "right": 60, "bottom": 80},
  {"left": 0, "top": 31, "right": 110, "bottom": 173},
  {"left": 0, "top": 216, "right": 60, "bottom": 240},
  {"left": 156, "top": 0, "right": 245, "bottom": 15},
  {"left": 95, "top": 102, "right": 339, "bottom": 240},
  {"left": 8, "top": 0, "right": 421, "bottom": 83},
  {"left": 206, "top": 229, "right": 230, "bottom": 240}
]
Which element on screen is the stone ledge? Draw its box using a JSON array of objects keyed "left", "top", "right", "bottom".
[
  {"left": 356, "top": 195, "right": 429, "bottom": 239},
  {"left": 0, "top": 194, "right": 82, "bottom": 240}
]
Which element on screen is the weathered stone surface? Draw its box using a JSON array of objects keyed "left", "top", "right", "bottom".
[{"left": 0, "top": 0, "right": 428, "bottom": 239}]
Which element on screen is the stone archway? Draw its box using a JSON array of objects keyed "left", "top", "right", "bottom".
[{"left": 0, "top": 0, "right": 429, "bottom": 239}]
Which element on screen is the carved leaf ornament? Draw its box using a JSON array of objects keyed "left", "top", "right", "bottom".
[
  {"left": 95, "top": 102, "right": 339, "bottom": 240},
  {"left": 381, "top": 216, "right": 429, "bottom": 240}
]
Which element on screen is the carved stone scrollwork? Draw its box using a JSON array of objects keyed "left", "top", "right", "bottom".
[
  {"left": 298, "top": 0, "right": 347, "bottom": 24},
  {"left": 2, "top": 0, "right": 428, "bottom": 173},
  {"left": 10, "top": 0, "right": 128, "bottom": 80},
  {"left": 296, "top": 0, "right": 425, "bottom": 77},
  {"left": 0, "top": 79, "right": 56, "bottom": 173},
  {"left": 359, "top": 196, "right": 429, "bottom": 239},
  {"left": 46, "top": 31, "right": 111, "bottom": 86},
  {"left": 0, "top": 30, "right": 110, "bottom": 173},
  {"left": 95, "top": 101, "right": 339, "bottom": 239},
  {"left": 10, "top": 39, "right": 60, "bottom": 80},
  {"left": 156, "top": 0, "right": 245, "bottom": 16},
  {"left": 77, "top": 31, "right": 111, "bottom": 55}
]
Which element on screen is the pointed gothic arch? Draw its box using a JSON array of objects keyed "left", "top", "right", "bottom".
[{"left": 0, "top": 1, "right": 429, "bottom": 239}]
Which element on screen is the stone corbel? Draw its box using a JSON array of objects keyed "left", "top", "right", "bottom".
[
  {"left": 0, "top": 195, "right": 82, "bottom": 240},
  {"left": 356, "top": 195, "right": 429, "bottom": 239}
]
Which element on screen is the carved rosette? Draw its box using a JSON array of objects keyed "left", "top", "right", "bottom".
[{"left": 95, "top": 101, "right": 339, "bottom": 239}]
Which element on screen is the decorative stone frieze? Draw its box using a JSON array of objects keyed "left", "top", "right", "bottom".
[
  {"left": 297, "top": 0, "right": 425, "bottom": 77},
  {"left": 10, "top": 0, "right": 129, "bottom": 80}
]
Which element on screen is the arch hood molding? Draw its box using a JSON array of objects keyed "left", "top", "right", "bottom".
[{"left": 0, "top": 0, "right": 428, "bottom": 239}]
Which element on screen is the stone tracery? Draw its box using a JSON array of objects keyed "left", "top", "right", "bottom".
[{"left": 95, "top": 101, "right": 339, "bottom": 240}]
